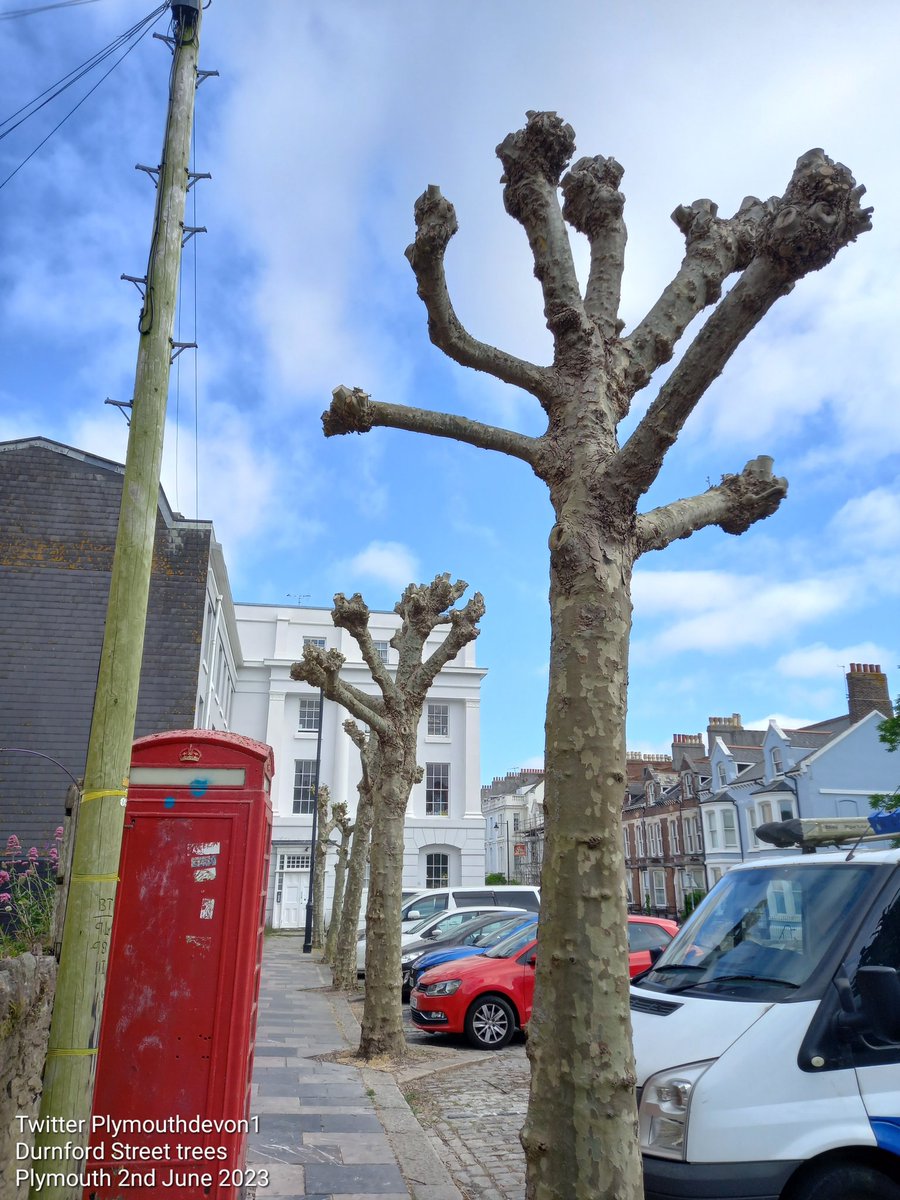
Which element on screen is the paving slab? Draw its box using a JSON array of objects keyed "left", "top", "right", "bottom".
[{"left": 245, "top": 935, "right": 465, "bottom": 1200}]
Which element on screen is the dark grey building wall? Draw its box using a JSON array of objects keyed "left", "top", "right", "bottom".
[{"left": 0, "top": 439, "right": 210, "bottom": 851}]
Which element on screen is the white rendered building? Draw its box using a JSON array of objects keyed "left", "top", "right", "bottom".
[{"left": 231, "top": 603, "right": 488, "bottom": 929}]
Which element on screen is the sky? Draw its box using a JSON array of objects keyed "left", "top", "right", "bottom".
[{"left": 1, "top": 0, "right": 898, "bottom": 786}]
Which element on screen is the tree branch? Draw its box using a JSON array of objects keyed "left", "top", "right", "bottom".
[
  {"left": 332, "top": 591, "right": 396, "bottom": 700},
  {"left": 416, "top": 592, "right": 486, "bottom": 696},
  {"left": 497, "top": 111, "right": 588, "bottom": 355},
  {"left": 614, "top": 149, "right": 872, "bottom": 501},
  {"left": 290, "top": 647, "right": 390, "bottom": 739},
  {"left": 405, "top": 184, "right": 550, "bottom": 399},
  {"left": 560, "top": 154, "right": 626, "bottom": 339},
  {"left": 635, "top": 456, "right": 789, "bottom": 555},
  {"left": 322, "top": 385, "right": 542, "bottom": 468},
  {"left": 621, "top": 195, "right": 769, "bottom": 394}
]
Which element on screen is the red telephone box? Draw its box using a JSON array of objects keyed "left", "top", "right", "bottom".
[{"left": 84, "top": 730, "right": 273, "bottom": 1200}]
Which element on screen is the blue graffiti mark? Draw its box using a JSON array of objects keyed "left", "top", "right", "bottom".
[
  {"left": 164, "top": 797, "right": 176, "bottom": 809},
  {"left": 190, "top": 778, "right": 209, "bottom": 798}
]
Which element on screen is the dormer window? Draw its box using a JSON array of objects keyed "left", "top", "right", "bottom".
[
  {"left": 717, "top": 763, "right": 727, "bottom": 788},
  {"left": 771, "top": 748, "right": 783, "bottom": 776}
]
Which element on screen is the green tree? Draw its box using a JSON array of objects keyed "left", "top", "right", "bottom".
[{"left": 870, "top": 695, "right": 900, "bottom": 812}]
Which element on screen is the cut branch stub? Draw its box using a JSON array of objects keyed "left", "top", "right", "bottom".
[
  {"left": 323, "top": 385, "right": 372, "bottom": 437},
  {"left": 718, "top": 455, "right": 789, "bottom": 535},
  {"left": 496, "top": 110, "right": 576, "bottom": 219},
  {"left": 561, "top": 154, "right": 625, "bottom": 238},
  {"left": 395, "top": 573, "right": 468, "bottom": 635},
  {"left": 762, "top": 149, "right": 873, "bottom": 276},
  {"left": 290, "top": 644, "right": 345, "bottom": 689},
  {"left": 405, "top": 185, "right": 458, "bottom": 269},
  {"left": 333, "top": 592, "right": 372, "bottom": 640}
]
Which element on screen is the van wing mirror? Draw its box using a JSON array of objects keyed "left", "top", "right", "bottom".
[
  {"left": 406, "top": 910, "right": 422, "bottom": 921},
  {"left": 857, "top": 967, "right": 900, "bottom": 1043}
]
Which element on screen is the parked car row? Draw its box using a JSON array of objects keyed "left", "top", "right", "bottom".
[
  {"left": 357, "top": 905, "right": 525, "bottom": 975},
  {"left": 408, "top": 914, "right": 678, "bottom": 1050}
]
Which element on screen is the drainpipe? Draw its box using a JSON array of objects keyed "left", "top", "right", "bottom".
[{"left": 203, "top": 587, "right": 224, "bottom": 726}]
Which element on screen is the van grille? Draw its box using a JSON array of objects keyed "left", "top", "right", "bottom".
[{"left": 630, "top": 995, "right": 682, "bottom": 1016}]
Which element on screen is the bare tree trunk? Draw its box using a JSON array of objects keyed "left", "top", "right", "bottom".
[
  {"left": 360, "top": 771, "right": 412, "bottom": 1058},
  {"left": 324, "top": 807, "right": 352, "bottom": 964},
  {"left": 312, "top": 786, "right": 335, "bottom": 950},
  {"left": 331, "top": 791, "right": 372, "bottom": 991},
  {"left": 522, "top": 505, "right": 640, "bottom": 1198}
]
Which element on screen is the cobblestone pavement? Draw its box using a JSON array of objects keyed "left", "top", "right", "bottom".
[{"left": 390, "top": 1010, "right": 530, "bottom": 1200}]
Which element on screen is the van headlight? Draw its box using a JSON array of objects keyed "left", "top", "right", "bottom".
[{"left": 638, "top": 1061, "right": 713, "bottom": 1160}]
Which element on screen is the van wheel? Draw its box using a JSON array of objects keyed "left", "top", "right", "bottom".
[
  {"left": 789, "top": 1162, "right": 898, "bottom": 1200},
  {"left": 464, "top": 995, "right": 515, "bottom": 1050}
]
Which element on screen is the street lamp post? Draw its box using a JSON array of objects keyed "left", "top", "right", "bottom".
[{"left": 302, "top": 687, "right": 325, "bottom": 954}]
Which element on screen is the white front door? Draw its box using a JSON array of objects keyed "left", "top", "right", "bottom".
[{"left": 273, "top": 850, "right": 310, "bottom": 929}]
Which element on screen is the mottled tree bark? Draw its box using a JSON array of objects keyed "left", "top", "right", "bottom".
[
  {"left": 292, "top": 577, "right": 484, "bottom": 1058},
  {"left": 324, "top": 801, "right": 353, "bottom": 964},
  {"left": 319, "top": 112, "right": 870, "bottom": 1199},
  {"left": 312, "top": 785, "right": 334, "bottom": 950},
  {"left": 331, "top": 722, "right": 376, "bottom": 991}
]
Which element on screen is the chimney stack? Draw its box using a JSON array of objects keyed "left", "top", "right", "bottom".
[{"left": 846, "top": 663, "right": 892, "bottom": 724}]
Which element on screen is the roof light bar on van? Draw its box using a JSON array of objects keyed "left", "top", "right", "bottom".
[{"left": 755, "top": 813, "right": 900, "bottom": 849}]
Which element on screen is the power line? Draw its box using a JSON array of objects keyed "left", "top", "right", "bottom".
[
  {"left": 0, "top": 3, "right": 168, "bottom": 191},
  {"left": 1, "top": 3, "right": 168, "bottom": 139},
  {"left": 0, "top": 0, "right": 100, "bottom": 19}
]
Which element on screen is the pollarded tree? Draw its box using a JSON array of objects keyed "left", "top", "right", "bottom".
[
  {"left": 311, "top": 785, "right": 334, "bottom": 949},
  {"left": 323, "top": 797, "right": 353, "bottom": 964},
  {"left": 291, "top": 576, "right": 484, "bottom": 1057},
  {"left": 330, "top": 719, "right": 378, "bottom": 989},
  {"left": 320, "top": 112, "right": 871, "bottom": 1199}
]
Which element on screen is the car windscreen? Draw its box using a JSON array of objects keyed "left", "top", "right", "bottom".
[
  {"left": 484, "top": 924, "right": 538, "bottom": 959},
  {"left": 642, "top": 861, "right": 876, "bottom": 997},
  {"left": 471, "top": 914, "right": 534, "bottom": 945}
]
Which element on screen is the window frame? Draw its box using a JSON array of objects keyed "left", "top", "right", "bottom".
[{"left": 425, "top": 763, "right": 450, "bottom": 817}]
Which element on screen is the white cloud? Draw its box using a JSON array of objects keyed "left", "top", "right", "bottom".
[
  {"left": 634, "top": 573, "right": 859, "bottom": 659},
  {"left": 338, "top": 541, "right": 420, "bottom": 591},
  {"left": 776, "top": 642, "right": 893, "bottom": 680},
  {"left": 744, "top": 713, "right": 820, "bottom": 731},
  {"left": 829, "top": 484, "right": 900, "bottom": 553}
]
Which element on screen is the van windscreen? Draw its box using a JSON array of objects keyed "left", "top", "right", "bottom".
[{"left": 642, "top": 862, "right": 875, "bottom": 998}]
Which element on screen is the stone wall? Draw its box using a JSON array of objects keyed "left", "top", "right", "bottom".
[{"left": 1, "top": 953, "right": 56, "bottom": 1200}]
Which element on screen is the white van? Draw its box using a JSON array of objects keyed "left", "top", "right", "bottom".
[
  {"left": 400, "top": 885, "right": 539, "bottom": 931},
  {"left": 632, "top": 816, "right": 900, "bottom": 1200}
]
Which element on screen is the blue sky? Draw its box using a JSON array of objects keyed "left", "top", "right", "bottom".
[{"left": 2, "top": 0, "right": 898, "bottom": 784}]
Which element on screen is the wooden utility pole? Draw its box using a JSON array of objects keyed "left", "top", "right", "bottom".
[{"left": 30, "top": 5, "right": 203, "bottom": 1194}]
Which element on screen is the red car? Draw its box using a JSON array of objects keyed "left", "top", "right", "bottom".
[{"left": 409, "top": 914, "right": 678, "bottom": 1050}]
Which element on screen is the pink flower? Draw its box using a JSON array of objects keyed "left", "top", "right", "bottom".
[
  {"left": 0, "top": 870, "right": 9, "bottom": 885},
  {"left": 6, "top": 834, "right": 20, "bottom": 852},
  {"left": 0, "top": 893, "right": 11, "bottom": 905},
  {"left": 28, "top": 847, "right": 39, "bottom": 862},
  {"left": 55, "top": 827, "right": 64, "bottom": 841},
  {"left": 49, "top": 848, "right": 59, "bottom": 863}
]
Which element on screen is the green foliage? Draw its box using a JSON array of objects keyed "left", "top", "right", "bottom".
[
  {"left": 485, "top": 872, "right": 508, "bottom": 884},
  {"left": 0, "top": 833, "right": 60, "bottom": 958},
  {"left": 869, "top": 696, "right": 900, "bottom": 816},
  {"left": 680, "top": 888, "right": 706, "bottom": 922}
]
